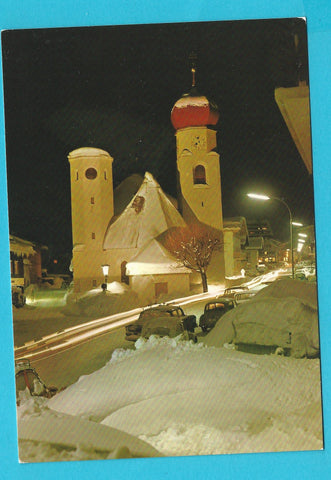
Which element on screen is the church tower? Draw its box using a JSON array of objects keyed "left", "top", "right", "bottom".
[
  {"left": 68, "top": 147, "right": 114, "bottom": 292},
  {"left": 171, "top": 60, "right": 223, "bottom": 231}
]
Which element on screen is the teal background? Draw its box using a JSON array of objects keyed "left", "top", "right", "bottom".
[{"left": 0, "top": 1, "right": 330, "bottom": 478}]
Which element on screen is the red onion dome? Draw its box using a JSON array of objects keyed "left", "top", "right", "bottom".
[{"left": 171, "top": 87, "right": 219, "bottom": 130}]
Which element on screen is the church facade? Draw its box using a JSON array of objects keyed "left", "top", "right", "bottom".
[{"left": 68, "top": 72, "right": 246, "bottom": 301}]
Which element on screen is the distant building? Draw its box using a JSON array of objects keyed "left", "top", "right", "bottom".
[
  {"left": 247, "top": 219, "right": 273, "bottom": 238},
  {"left": 10, "top": 235, "right": 47, "bottom": 287},
  {"left": 294, "top": 224, "right": 315, "bottom": 263}
]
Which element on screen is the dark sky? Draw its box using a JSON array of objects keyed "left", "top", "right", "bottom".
[{"left": 1, "top": 18, "right": 314, "bottom": 261}]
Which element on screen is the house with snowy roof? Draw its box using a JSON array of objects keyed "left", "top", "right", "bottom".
[
  {"left": 68, "top": 66, "right": 247, "bottom": 300},
  {"left": 10, "top": 234, "right": 47, "bottom": 287}
]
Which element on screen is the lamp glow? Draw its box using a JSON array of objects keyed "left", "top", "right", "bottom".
[
  {"left": 298, "top": 233, "right": 307, "bottom": 238},
  {"left": 297, "top": 243, "right": 304, "bottom": 252},
  {"left": 247, "top": 192, "right": 295, "bottom": 278},
  {"left": 102, "top": 264, "right": 110, "bottom": 276},
  {"left": 292, "top": 222, "right": 303, "bottom": 227},
  {"left": 247, "top": 193, "right": 270, "bottom": 201}
]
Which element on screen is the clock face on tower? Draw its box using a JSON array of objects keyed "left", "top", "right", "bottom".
[{"left": 191, "top": 135, "right": 206, "bottom": 150}]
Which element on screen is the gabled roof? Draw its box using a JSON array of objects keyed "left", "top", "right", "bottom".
[
  {"left": 103, "top": 172, "right": 186, "bottom": 250},
  {"left": 126, "top": 239, "right": 190, "bottom": 275},
  {"left": 9, "top": 234, "right": 47, "bottom": 256}
]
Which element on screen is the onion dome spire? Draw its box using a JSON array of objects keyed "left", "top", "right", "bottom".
[{"left": 171, "top": 53, "right": 219, "bottom": 130}]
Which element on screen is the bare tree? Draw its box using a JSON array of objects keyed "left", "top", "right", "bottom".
[{"left": 165, "top": 224, "right": 221, "bottom": 292}]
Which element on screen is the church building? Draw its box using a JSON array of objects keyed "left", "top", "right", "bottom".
[{"left": 68, "top": 66, "right": 246, "bottom": 301}]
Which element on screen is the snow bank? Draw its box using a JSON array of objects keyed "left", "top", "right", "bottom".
[
  {"left": 62, "top": 282, "right": 140, "bottom": 317},
  {"left": 18, "top": 408, "right": 162, "bottom": 462},
  {"left": 203, "top": 279, "right": 319, "bottom": 358},
  {"left": 46, "top": 336, "right": 322, "bottom": 457}
]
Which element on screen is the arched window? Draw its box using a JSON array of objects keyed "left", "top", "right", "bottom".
[
  {"left": 121, "top": 261, "right": 129, "bottom": 285},
  {"left": 193, "top": 165, "right": 206, "bottom": 185}
]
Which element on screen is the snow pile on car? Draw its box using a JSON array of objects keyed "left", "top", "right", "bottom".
[
  {"left": 43, "top": 334, "right": 323, "bottom": 459},
  {"left": 203, "top": 278, "right": 319, "bottom": 358}
]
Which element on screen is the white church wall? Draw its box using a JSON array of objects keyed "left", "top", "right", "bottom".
[
  {"left": 130, "top": 273, "right": 190, "bottom": 305},
  {"left": 72, "top": 246, "right": 138, "bottom": 293}
]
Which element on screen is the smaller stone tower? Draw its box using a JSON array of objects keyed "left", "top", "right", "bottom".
[{"left": 68, "top": 147, "right": 114, "bottom": 292}]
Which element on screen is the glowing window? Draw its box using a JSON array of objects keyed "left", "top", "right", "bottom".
[
  {"left": 193, "top": 165, "right": 206, "bottom": 185},
  {"left": 85, "top": 168, "right": 97, "bottom": 180}
]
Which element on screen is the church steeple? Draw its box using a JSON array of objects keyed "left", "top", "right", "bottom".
[
  {"left": 171, "top": 60, "right": 223, "bottom": 231},
  {"left": 170, "top": 54, "right": 219, "bottom": 131}
]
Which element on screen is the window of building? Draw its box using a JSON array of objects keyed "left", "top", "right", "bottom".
[
  {"left": 76, "top": 170, "right": 79, "bottom": 180},
  {"left": 92, "top": 232, "right": 95, "bottom": 239},
  {"left": 91, "top": 197, "right": 95, "bottom": 204},
  {"left": 92, "top": 280, "right": 97, "bottom": 287},
  {"left": 85, "top": 167, "right": 98, "bottom": 180},
  {"left": 193, "top": 165, "right": 206, "bottom": 185},
  {"left": 104, "top": 170, "right": 107, "bottom": 180}
]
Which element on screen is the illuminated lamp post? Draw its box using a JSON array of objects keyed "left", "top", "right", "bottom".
[
  {"left": 297, "top": 238, "right": 306, "bottom": 254},
  {"left": 101, "top": 264, "right": 110, "bottom": 291},
  {"left": 247, "top": 193, "right": 296, "bottom": 279}
]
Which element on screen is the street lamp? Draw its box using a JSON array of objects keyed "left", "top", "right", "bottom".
[
  {"left": 247, "top": 193, "right": 295, "bottom": 279},
  {"left": 101, "top": 264, "right": 110, "bottom": 291}
]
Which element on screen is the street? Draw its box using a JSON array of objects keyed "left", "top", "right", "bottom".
[{"left": 13, "top": 291, "right": 210, "bottom": 390}]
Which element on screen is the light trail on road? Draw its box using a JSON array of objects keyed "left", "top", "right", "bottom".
[
  {"left": 14, "top": 290, "right": 221, "bottom": 362},
  {"left": 15, "top": 273, "right": 285, "bottom": 363}
]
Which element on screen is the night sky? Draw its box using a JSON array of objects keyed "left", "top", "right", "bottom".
[{"left": 1, "top": 18, "right": 314, "bottom": 267}]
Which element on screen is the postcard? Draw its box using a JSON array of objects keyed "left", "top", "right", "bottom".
[{"left": 1, "top": 16, "right": 325, "bottom": 470}]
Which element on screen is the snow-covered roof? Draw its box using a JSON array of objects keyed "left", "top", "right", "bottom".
[
  {"left": 223, "top": 217, "right": 248, "bottom": 244},
  {"left": 103, "top": 172, "right": 186, "bottom": 250},
  {"left": 68, "top": 147, "right": 112, "bottom": 159},
  {"left": 246, "top": 236, "right": 264, "bottom": 250},
  {"left": 9, "top": 234, "right": 42, "bottom": 256},
  {"left": 126, "top": 239, "right": 190, "bottom": 275}
]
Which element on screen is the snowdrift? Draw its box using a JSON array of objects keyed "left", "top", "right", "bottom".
[
  {"left": 17, "top": 396, "right": 162, "bottom": 462},
  {"left": 46, "top": 336, "right": 322, "bottom": 457},
  {"left": 62, "top": 282, "right": 140, "bottom": 317},
  {"left": 203, "top": 279, "right": 319, "bottom": 358}
]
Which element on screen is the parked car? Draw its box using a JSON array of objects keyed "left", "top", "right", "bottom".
[
  {"left": 125, "top": 304, "right": 197, "bottom": 342},
  {"left": 41, "top": 274, "right": 72, "bottom": 289},
  {"left": 15, "top": 358, "right": 58, "bottom": 405},
  {"left": 12, "top": 285, "right": 26, "bottom": 308},
  {"left": 222, "top": 285, "right": 249, "bottom": 298},
  {"left": 141, "top": 316, "right": 198, "bottom": 343},
  {"left": 199, "top": 298, "right": 236, "bottom": 332},
  {"left": 233, "top": 291, "right": 258, "bottom": 305}
]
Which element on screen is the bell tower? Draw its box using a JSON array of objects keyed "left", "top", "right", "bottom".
[
  {"left": 68, "top": 147, "right": 114, "bottom": 292},
  {"left": 171, "top": 59, "right": 223, "bottom": 231}
]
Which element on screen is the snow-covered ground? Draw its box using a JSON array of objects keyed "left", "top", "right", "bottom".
[{"left": 15, "top": 278, "right": 323, "bottom": 463}]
